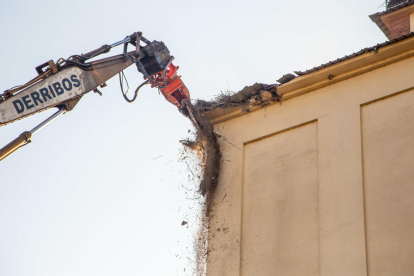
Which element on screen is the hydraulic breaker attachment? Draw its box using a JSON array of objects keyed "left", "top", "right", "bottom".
[
  {"left": 147, "top": 63, "right": 201, "bottom": 129},
  {"left": 149, "top": 62, "right": 190, "bottom": 108}
]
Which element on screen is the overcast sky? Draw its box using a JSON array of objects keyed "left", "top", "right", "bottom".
[{"left": 0, "top": 0, "right": 387, "bottom": 275}]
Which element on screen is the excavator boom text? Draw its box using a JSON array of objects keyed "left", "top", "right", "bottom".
[{"left": 0, "top": 32, "right": 192, "bottom": 161}]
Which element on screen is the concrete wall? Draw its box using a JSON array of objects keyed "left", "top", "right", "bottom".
[{"left": 207, "top": 54, "right": 414, "bottom": 275}]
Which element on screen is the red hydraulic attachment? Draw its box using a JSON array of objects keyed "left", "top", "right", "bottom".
[{"left": 149, "top": 62, "right": 190, "bottom": 108}]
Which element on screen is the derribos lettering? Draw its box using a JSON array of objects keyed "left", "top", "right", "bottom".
[{"left": 12, "top": 74, "right": 81, "bottom": 114}]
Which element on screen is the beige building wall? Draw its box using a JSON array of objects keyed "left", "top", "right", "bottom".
[{"left": 206, "top": 39, "right": 414, "bottom": 275}]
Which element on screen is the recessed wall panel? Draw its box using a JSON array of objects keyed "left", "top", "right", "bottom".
[
  {"left": 242, "top": 122, "right": 319, "bottom": 276},
  {"left": 362, "top": 90, "right": 414, "bottom": 275}
]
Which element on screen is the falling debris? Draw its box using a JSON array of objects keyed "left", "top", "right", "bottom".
[
  {"left": 180, "top": 100, "right": 221, "bottom": 197},
  {"left": 178, "top": 82, "right": 279, "bottom": 275},
  {"left": 179, "top": 99, "right": 222, "bottom": 276},
  {"left": 179, "top": 82, "right": 280, "bottom": 196}
]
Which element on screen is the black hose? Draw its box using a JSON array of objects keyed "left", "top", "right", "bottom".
[
  {"left": 124, "top": 80, "right": 149, "bottom": 103},
  {"left": 119, "top": 70, "right": 149, "bottom": 103}
]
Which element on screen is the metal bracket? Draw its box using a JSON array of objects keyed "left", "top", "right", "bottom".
[
  {"left": 35, "top": 60, "right": 59, "bottom": 75},
  {"left": 58, "top": 96, "right": 83, "bottom": 111},
  {"left": 93, "top": 88, "right": 102, "bottom": 96},
  {"left": 135, "top": 32, "right": 142, "bottom": 54}
]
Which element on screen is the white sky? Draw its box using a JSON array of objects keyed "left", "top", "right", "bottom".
[{"left": 0, "top": 0, "right": 387, "bottom": 275}]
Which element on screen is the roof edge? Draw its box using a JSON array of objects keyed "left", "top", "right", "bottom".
[
  {"left": 206, "top": 35, "right": 414, "bottom": 124},
  {"left": 369, "top": 13, "right": 392, "bottom": 40}
]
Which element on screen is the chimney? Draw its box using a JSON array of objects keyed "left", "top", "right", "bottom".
[{"left": 370, "top": 1, "right": 414, "bottom": 40}]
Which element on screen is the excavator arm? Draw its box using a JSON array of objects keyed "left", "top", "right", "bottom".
[{"left": 0, "top": 32, "right": 191, "bottom": 161}]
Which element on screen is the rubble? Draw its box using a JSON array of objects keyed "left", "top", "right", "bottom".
[
  {"left": 194, "top": 83, "right": 281, "bottom": 115},
  {"left": 179, "top": 100, "right": 222, "bottom": 276},
  {"left": 181, "top": 101, "right": 221, "bottom": 197}
]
